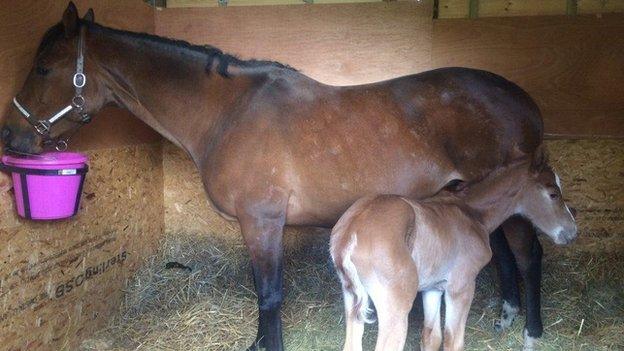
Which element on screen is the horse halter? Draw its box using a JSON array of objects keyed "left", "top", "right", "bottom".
[{"left": 12, "top": 26, "right": 92, "bottom": 151}]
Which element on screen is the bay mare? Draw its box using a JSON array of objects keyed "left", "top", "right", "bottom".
[{"left": 0, "top": 4, "right": 565, "bottom": 350}]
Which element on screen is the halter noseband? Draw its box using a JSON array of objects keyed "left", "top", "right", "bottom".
[{"left": 12, "top": 26, "right": 91, "bottom": 151}]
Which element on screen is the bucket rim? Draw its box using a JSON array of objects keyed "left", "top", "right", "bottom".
[{"left": 1, "top": 152, "right": 88, "bottom": 167}]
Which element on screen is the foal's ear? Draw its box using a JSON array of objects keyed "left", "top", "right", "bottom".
[
  {"left": 530, "top": 145, "right": 547, "bottom": 172},
  {"left": 62, "top": 2, "right": 79, "bottom": 38},
  {"left": 83, "top": 8, "right": 95, "bottom": 23}
]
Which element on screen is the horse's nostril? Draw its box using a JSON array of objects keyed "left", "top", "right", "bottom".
[
  {"left": 1, "top": 127, "right": 11, "bottom": 143},
  {"left": 569, "top": 207, "right": 578, "bottom": 219}
]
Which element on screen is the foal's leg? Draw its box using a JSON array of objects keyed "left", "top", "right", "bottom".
[
  {"left": 342, "top": 291, "right": 365, "bottom": 351},
  {"left": 443, "top": 282, "right": 476, "bottom": 351},
  {"left": 237, "top": 202, "right": 287, "bottom": 351},
  {"left": 370, "top": 283, "right": 416, "bottom": 351},
  {"left": 489, "top": 227, "right": 521, "bottom": 332},
  {"left": 420, "top": 290, "right": 443, "bottom": 351},
  {"left": 503, "top": 218, "right": 543, "bottom": 350}
]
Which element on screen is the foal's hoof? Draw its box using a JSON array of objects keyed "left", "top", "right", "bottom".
[
  {"left": 494, "top": 300, "right": 519, "bottom": 332},
  {"left": 522, "top": 328, "right": 539, "bottom": 351}
]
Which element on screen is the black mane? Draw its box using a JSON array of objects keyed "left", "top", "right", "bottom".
[{"left": 36, "top": 20, "right": 296, "bottom": 78}]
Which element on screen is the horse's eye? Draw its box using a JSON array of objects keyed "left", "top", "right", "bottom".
[
  {"left": 549, "top": 193, "right": 560, "bottom": 199},
  {"left": 36, "top": 66, "right": 50, "bottom": 76}
]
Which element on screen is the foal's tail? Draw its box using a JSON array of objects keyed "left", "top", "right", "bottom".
[{"left": 330, "top": 198, "right": 375, "bottom": 324}]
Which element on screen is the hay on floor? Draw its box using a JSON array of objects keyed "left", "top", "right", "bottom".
[{"left": 82, "top": 228, "right": 623, "bottom": 351}]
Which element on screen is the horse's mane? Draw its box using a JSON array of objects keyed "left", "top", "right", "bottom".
[{"left": 36, "top": 20, "right": 296, "bottom": 79}]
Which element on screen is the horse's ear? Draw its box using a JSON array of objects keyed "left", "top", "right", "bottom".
[
  {"left": 62, "top": 2, "right": 79, "bottom": 38},
  {"left": 530, "top": 145, "right": 547, "bottom": 173},
  {"left": 83, "top": 8, "right": 95, "bottom": 23}
]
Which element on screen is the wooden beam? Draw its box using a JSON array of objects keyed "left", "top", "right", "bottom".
[
  {"left": 438, "top": 0, "right": 469, "bottom": 18},
  {"left": 578, "top": 0, "right": 624, "bottom": 14},
  {"left": 166, "top": 0, "right": 385, "bottom": 6},
  {"left": 468, "top": 0, "right": 478, "bottom": 18},
  {"left": 479, "top": 0, "right": 568, "bottom": 17}
]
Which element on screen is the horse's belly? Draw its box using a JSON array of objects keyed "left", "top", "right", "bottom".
[{"left": 283, "top": 157, "right": 460, "bottom": 226}]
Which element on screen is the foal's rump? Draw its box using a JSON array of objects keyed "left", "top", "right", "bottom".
[{"left": 330, "top": 195, "right": 416, "bottom": 323}]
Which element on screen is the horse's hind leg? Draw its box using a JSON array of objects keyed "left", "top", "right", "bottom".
[
  {"left": 421, "top": 290, "right": 443, "bottom": 351},
  {"left": 443, "top": 281, "right": 476, "bottom": 351},
  {"left": 371, "top": 285, "right": 415, "bottom": 351},
  {"left": 368, "top": 263, "right": 418, "bottom": 351},
  {"left": 237, "top": 200, "right": 287, "bottom": 351},
  {"left": 490, "top": 226, "right": 521, "bottom": 332},
  {"left": 502, "top": 217, "right": 543, "bottom": 351},
  {"left": 342, "top": 291, "right": 365, "bottom": 351}
]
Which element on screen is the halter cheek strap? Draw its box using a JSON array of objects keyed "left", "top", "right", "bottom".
[{"left": 12, "top": 25, "right": 91, "bottom": 151}]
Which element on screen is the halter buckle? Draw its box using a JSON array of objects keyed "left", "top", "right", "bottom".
[
  {"left": 72, "top": 95, "right": 85, "bottom": 109},
  {"left": 34, "top": 120, "right": 51, "bottom": 135},
  {"left": 55, "top": 139, "right": 68, "bottom": 151},
  {"left": 73, "top": 73, "right": 86, "bottom": 88},
  {"left": 81, "top": 113, "right": 92, "bottom": 124}
]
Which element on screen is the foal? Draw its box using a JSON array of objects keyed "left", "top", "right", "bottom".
[{"left": 330, "top": 157, "right": 576, "bottom": 351}]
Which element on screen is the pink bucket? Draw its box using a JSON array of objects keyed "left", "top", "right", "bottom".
[{"left": 0, "top": 152, "right": 89, "bottom": 220}]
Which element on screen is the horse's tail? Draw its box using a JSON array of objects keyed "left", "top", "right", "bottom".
[{"left": 330, "top": 197, "right": 375, "bottom": 324}]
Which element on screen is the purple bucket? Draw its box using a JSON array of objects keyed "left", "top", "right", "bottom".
[{"left": 0, "top": 152, "right": 88, "bottom": 220}]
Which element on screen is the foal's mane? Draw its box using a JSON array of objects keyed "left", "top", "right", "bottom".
[{"left": 36, "top": 20, "right": 296, "bottom": 79}]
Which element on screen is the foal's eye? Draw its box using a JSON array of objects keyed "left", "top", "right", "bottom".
[
  {"left": 36, "top": 66, "right": 50, "bottom": 76},
  {"left": 549, "top": 193, "right": 560, "bottom": 199}
]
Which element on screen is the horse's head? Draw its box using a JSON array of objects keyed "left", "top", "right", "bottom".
[
  {"left": 517, "top": 150, "right": 578, "bottom": 245},
  {"left": 1, "top": 2, "right": 106, "bottom": 154}
]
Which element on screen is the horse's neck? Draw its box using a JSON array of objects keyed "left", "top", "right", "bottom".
[
  {"left": 461, "top": 164, "right": 528, "bottom": 233},
  {"left": 89, "top": 27, "right": 252, "bottom": 160}
]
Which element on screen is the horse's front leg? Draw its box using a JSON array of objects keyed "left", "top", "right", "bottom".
[
  {"left": 489, "top": 226, "right": 521, "bottom": 332},
  {"left": 237, "top": 199, "right": 287, "bottom": 351},
  {"left": 502, "top": 217, "right": 543, "bottom": 351}
]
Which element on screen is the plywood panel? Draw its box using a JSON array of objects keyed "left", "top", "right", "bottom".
[
  {"left": 0, "top": 144, "right": 164, "bottom": 351},
  {"left": 432, "top": 14, "right": 624, "bottom": 137},
  {"left": 155, "top": 1, "right": 433, "bottom": 85},
  {"left": 0, "top": 0, "right": 160, "bottom": 151}
]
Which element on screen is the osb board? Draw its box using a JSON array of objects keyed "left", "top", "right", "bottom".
[
  {"left": 163, "top": 139, "right": 624, "bottom": 251},
  {"left": 432, "top": 14, "right": 624, "bottom": 138},
  {"left": 163, "top": 143, "right": 324, "bottom": 250},
  {"left": 0, "top": 0, "right": 160, "bottom": 151},
  {"left": 0, "top": 143, "right": 164, "bottom": 351},
  {"left": 155, "top": 1, "right": 433, "bottom": 86}
]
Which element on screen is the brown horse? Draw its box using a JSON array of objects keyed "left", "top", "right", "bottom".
[
  {"left": 1, "top": 4, "right": 567, "bottom": 350},
  {"left": 330, "top": 155, "right": 577, "bottom": 351}
]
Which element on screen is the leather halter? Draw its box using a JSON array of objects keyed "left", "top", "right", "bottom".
[{"left": 12, "top": 26, "right": 92, "bottom": 151}]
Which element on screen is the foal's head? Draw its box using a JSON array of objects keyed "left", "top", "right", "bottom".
[
  {"left": 515, "top": 152, "right": 578, "bottom": 245},
  {"left": 2, "top": 3, "right": 105, "bottom": 154}
]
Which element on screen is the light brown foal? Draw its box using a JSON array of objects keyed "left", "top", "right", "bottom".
[{"left": 330, "top": 155, "right": 577, "bottom": 351}]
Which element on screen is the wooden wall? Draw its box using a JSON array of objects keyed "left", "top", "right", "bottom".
[
  {"left": 155, "top": 1, "right": 434, "bottom": 85},
  {"left": 0, "top": 2, "right": 164, "bottom": 350},
  {"left": 432, "top": 14, "right": 624, "bottom": 138}
]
